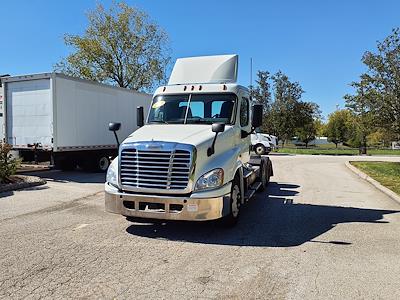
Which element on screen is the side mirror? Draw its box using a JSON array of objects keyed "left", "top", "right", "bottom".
[
  {"left": 212, "top": 123, "right": 225, "bottom": 133},
  {"left": 208, "top": 123, "right": 225, "bottom": 156},
  {"left": 137, "top": 106, "right": 144, "bottom": 127},
  {"left": 252, "top": 104, "right": 263, "bottom": 128},
  {"left": 109, "top": 122, "right": 121, "bottom": 147},
  {"left": 109, "top": 122, "right": 121, "bottom": 132}
]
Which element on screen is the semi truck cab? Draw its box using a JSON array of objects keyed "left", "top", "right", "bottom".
[{"left": 105, "top": 55, "right": 273, "bottom": 225}]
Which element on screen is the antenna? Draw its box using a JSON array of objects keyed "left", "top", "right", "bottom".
[{"left": 250, "top": 57, "right": 253, "bottom": 96}]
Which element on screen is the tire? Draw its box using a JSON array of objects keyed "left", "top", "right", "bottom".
[
  {"left": 82, "top": 155, "right": 110, "bottom": 172},
  {"left": 221, "top": 177, "right": 241, "bottom": 227},
  {"left": 257, "top": 159, "right": 270, "bottom": 192},
  {"left": 97, "top": 155, "right": 110, "bottom": 172},
  {"left": 254, "top": 144, "right": 266, "bottom": 155}
]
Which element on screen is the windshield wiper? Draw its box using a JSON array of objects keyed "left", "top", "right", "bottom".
[{"left": 149, "top": 120, "right": 169, "bottom": 124}]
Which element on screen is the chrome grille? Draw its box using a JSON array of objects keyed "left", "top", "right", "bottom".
[{"left": 120, "top": 148, "right": 191, "bottom": 190}]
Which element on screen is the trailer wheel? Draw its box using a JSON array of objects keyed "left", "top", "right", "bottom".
[
  {"left": 97, "top": 155, "right": 110, "bottom": 172},
  {"left": 254, "top": 144, "right": 266, "bottom": 155},
  {"left": 82, "top": 155, "right": 110, "bottom": 172},
  {"left": 221, "top": 177, "right": 241, "bottom": 227}
]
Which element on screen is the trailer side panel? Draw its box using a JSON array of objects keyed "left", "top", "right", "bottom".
[{"left": 54, "top": 76, "right": 150, "bottom": 152}]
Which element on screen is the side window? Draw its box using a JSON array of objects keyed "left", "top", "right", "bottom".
[{"left": 240, "top": 97, "right": 249, "bottom": 127}]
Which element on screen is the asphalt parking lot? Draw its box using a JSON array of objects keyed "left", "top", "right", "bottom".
[{"left": 1, "top": 155, "right": 400, "bottom": 299}]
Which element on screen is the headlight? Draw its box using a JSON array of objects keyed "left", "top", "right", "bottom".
[
  {"left": 195, "top": 168, "right": 224, "bottom": 191},
  {"left": 106, "top": 157, "right": 119, "bottom": 187}
]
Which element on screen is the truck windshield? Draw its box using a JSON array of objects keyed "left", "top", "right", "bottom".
[{"left": 148, "top": 94, "right": 236, "bottom": 125}]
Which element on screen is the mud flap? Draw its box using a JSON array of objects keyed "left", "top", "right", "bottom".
[{"left": 222, "top": 195, "right": 232, "bottom": 217}]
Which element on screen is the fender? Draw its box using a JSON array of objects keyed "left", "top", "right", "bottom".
[{"left": 194, "top": 146, "right": 242, "bottom": 185}]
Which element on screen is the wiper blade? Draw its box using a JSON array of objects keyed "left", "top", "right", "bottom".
[{"left": 149, "top": 120, "right": 169, "bottom": 124}]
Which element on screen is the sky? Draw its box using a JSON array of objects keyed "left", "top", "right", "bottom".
[{"left": 1, "top": 0, "right": 399, "bottom": 118}]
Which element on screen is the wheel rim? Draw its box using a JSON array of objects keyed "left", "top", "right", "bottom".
[
  {"left": 99, "top": 157, "right": 109, "bottom": 171},
  {"left": 231, "top": 185, "right": 240, "bottom": 218},
  {"left": 256, "top": 146, "right": 264, "bottom": 154}
]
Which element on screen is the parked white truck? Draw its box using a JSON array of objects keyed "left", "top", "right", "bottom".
[
  {"left": 251, "top": 133, "right": 272, "bottom": 155},
  {"left": 105, "top": 55, "right": 273, "bottom": 225},
  {"left": 0, "top": 73, "right": 151, "bottom": 171}
]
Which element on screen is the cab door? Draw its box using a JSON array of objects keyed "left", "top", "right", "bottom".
[{"left": 238, "top": 93, "right": 252, "bottom": 163}]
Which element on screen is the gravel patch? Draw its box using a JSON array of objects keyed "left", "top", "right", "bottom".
[{"left": 0, "top": 175, "right": 46, "bottom": 193}]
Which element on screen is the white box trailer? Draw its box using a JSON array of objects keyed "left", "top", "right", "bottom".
[
  {"left": 1, "top": 73, "right": 151, "bottom": 171},
  {"left": 0, "top": 86, "right": 3, "bottom": 141}
]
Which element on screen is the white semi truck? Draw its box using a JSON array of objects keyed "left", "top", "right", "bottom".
[
  {"left": 251, "top": 133, "right": 272, "bottom": 155},
  {"left": 105, "top": 55, "right": 273, "bottom": 225},
  {"left": 0, "top": 73, "right": 151, "bottom": 171}
]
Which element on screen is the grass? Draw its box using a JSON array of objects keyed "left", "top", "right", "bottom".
[
  {"left": 350, "top": 161, "right": 400, "bottom": 195},
  {"left": 275, "top": 148, "right": 358, "bottom": 155},
  {"left": 275, "top": 147, "right": 400, "bottom": 156}
]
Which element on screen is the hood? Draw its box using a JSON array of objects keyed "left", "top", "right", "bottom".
[{"left": 123, "top": 124, "right": 221, "bottom": 147}]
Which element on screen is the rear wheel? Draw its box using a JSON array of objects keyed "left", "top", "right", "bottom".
[
  {"left": 254, "top": 144, "right": 266, "bottom": 155},
  {"left": 257, "top": 159, "right": 270, "bottom": 192}
]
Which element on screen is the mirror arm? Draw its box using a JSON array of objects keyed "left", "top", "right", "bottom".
[
  {"left": 207, "top": 132, "right": 219, "bottom": 157},
  {"left": 113, "top": 131, "right": 120, "bottom": 148},
  {"left": 241, "top": 130, "right": 250, "bottom": 138},
  {"left": 241, "top": 127, "right": 256, "bottom": 139}
]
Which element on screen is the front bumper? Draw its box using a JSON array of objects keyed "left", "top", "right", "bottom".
[{"left": 105, "top": 183, "right": 231, "bottom": 221}]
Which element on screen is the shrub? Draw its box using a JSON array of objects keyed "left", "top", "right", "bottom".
[{"left": 0, "top": 143, "right": 20, "bottom": 183}]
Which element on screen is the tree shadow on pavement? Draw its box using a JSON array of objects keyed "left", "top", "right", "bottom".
[{"left": 125, "top": 182, "right": 399, "bottom": 247}]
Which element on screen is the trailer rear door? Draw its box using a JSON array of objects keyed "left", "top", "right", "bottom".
[{"left": 6, "top": 79, "right": 53, "bottom": 148}]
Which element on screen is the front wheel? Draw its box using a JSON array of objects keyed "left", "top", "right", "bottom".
[
  {"left": 254, "top": 144, "right": 266, "bottom": 155},
  {"left": 221, "top": 178, "right": 241, "bottom": 227}
]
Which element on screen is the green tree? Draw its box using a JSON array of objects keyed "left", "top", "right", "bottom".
[
  {"left": 270, "top": 71, "right": 305, "bottom": 143},
  {"left": 294, "top": 101, "right": 321, "bottom": 148},
  {"left": 55, "top": 1, "right": 171, "bottom": 92},
  {"left": 347, "top": 28, "right": 400, "bottom": 140},
  {"left": 325, "top": 109, "right": 353, "bottom": 148},
  {"left": 314, "top": 119, "right": 326, "bottom": 137},
  {"left": 250, "top": 70, "right": 271, "bottom": 109},
  {"left": 345, "top": 78, "right": 374, "bottom": 153},
  {"left": 0, "top": 143, "right": 20, "bottom": 183}
]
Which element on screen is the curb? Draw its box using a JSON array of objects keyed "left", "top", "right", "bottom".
[
  {"left": 345, "top": 161, "right": 400, "bottom": 204},
  {"left": 0, "top": 176, "right": 47, "bottom": 194}
]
